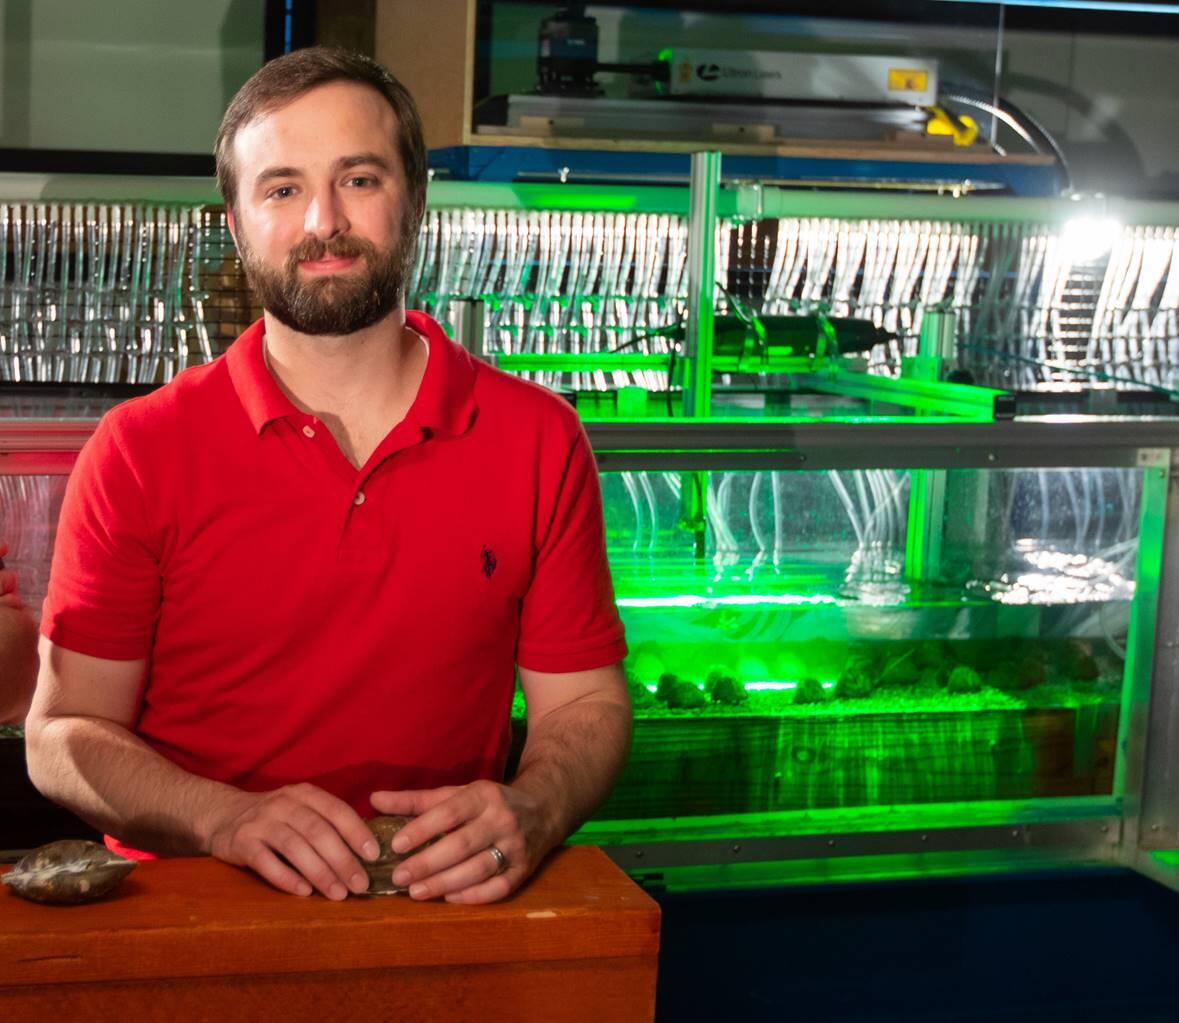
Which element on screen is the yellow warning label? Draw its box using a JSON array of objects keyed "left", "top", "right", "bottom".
[{"left": 888, "top": 68, "right": 929, "bottom": 93}]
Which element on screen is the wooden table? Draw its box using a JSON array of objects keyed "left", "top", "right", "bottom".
[{"left": 0, "top": 845, "right": 660, "bottom": 1022}]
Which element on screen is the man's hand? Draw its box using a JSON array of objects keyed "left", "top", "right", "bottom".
[
  {"left": 372, "top": 664, "right": 631, "bottom": 905},
  {"left": 0, "top": 542, "right": 26, "bottom": 609},
  {"left": 0, "top": 542, "right": 38, "bottom": 724},
  {"left": 370, "top": 780, "right": 552, "bottom": 904},
  {"left": 206, "top": 783, "right": 380, "bottom": 901}
]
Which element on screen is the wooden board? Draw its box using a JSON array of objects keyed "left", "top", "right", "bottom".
[
  {"left": 375, "top": 0, "right": 476, "bottom": 150},
  {"left": 0, "top": 846, "right": 660, "bottom": 1023}
]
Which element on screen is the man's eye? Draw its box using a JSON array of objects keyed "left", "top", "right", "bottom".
[
  {"left": 269, "top": 186, "right": 295, "bottom": 200},
  {"left": 347, "top": 176, "right": 375, "bottom": 188}
]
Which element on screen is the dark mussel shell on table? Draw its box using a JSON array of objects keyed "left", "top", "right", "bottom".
[
  {"left": 2, "top": 840, "right": 136, "bottom": 905},
  {"left": 363, "top": 815, "right": 439, "bottom": 896}
]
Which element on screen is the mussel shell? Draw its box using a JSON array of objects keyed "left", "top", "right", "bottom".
[
  {"left": 363, "top": 815, "right": 436, "bottom": 896},
  {"left": 1, "top": 840, "right": 136, "bottom": 905}
]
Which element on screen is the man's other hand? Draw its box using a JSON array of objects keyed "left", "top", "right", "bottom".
[
  {"left": 1, "top": 542, "right": 26, "bottom": 610},
  {"left": 206, "top": 783, "right": 379, "bottom": 900},
  {"left": 369, "top": 780, "right": 549, "bottom": 904},
  {"left": 0, "top": 542, "right": 38, "bottom": 724}
]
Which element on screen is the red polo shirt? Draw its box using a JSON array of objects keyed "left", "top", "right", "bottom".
[{"left": 43, "top": 312, "right": 626, "bottom": 827}]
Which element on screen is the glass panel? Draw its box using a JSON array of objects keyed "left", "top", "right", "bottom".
[
  {"left": 0, "top": 395, "right": 128, "bottom": 418},
  {"left": 602, "top": 466, "right": 1141, "bottom": 820},
  {"left": 0, "top": 475, "right": 69, "bottom": 627}
]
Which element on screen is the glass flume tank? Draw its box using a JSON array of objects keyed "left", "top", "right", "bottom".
[
  {"left": 597, "top": 465, "right": 1138, "bottom": 820},
  {"left": 0, "top": 416, "right": 1150, "bottom": 847}
]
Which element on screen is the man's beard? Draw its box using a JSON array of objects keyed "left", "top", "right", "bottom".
[{"left": 236, "top": 222, "right": 416, "bottom": 336}]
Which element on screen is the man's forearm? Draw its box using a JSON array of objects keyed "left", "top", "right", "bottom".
[
  {"left": 25, "top": 716, "right": 248, "bottom": 856},
  {"left": 509, "top": 695, "right": 632, "bottom": 851}
]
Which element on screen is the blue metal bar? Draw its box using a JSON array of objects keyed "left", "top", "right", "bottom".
[{"left": 938, "top": 0, "right": 1179, "bottom": 12}]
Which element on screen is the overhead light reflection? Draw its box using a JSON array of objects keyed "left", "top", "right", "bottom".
[{"left": 1061, "top": 215, "right": 1122, "bottom": 264}]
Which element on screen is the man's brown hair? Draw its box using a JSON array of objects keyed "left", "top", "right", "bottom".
[{"left": 214, "top": 47, "right": 427, "bottom": 231}]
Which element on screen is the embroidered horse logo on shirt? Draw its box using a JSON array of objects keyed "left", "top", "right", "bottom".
[{"left": 481, "top": 545, "right": 497, "bottom": 579}]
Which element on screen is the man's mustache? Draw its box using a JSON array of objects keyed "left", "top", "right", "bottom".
[{"left": 286, "top": 235, "right": 377, "bottom": 266}]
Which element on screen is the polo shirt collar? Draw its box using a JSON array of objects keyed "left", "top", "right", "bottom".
[
  {"left": 225, "top": 320, "right": 294, "bottom": 434},
  {"left": 225, "top": 313, "right": 478, "bottom": 438},
  {"left": 404, "top": 310, "right": 478, "bottom": 438}
]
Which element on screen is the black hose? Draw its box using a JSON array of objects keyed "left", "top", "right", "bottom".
[{"left": 939, "top": 85, "right": 1073, "bottom": 194}]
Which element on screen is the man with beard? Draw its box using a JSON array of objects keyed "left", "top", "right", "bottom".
[{"left": 26, "top": 48, "right": 631, "bottom": 905}]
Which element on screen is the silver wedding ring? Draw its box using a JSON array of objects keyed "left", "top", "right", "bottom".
[{"left": 487, "top": 844, "right": 508, "bottom": 876}]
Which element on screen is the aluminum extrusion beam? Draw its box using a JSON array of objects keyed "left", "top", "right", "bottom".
[
  {"left": 9, "top": 416, "right": 1179, "bottom": 472},
  {"left": 791, "top": 368, "right": 1008, "bottom": 419},
  {"left": 593, "top": 817, "right": 1120, "bottom": 874},
  {"left": 492, "top": 353, "right": 673, "bottom": 373},
  {"left": 1129, "top": 449, "right": 1179, "bottom": 850},
  {"left": 726, "top": 184, "right": 1179, "bottom": 227},
  {"left": 584, "top": 420, "right": 1179, "bottom": 471},
  {"left": 684, "top": 152, "right": 720, "bottom": 419}
]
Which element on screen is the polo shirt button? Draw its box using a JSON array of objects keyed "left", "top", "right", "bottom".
[
  {"left": 302, "top": 425, "right": 315, "bottom": 438},
  {"left": 353, "top": 491, "right": 366, "bottom": 506}
]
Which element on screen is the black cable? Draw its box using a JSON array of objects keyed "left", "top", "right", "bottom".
[
  {"left": 939, "top": 84, "right": 1073, "bottom": 193},
  {"left": 714, "top": 281, "right": 768, "bottom": 351},
  {"left": 958, "top": 341, "right": 1179, "bottom": 399},
  {"left": 603, "top": 320, "right": 683, "bottom": 409},
  {"left": 606, "top": 322, "right": 683, "bottom": 354}
]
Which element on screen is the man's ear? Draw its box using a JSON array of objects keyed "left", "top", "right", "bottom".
[
  {"left": 410, "top": 196, "right": 426, "bottom": 236},
  {"left": 225, "top": 205, "right": 238, "bottom": 247}
]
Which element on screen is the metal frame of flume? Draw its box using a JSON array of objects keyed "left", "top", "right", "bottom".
[
  {"left": 511, "top": 147, "right": 1179, "bottom": 888},
  {"left": 488, "top": 352, "right": 1009, "bottom": 418},
  {"left": 434, "top": 166, "right": 1128, "bottom": 421},
  {"left": 571, "top": 424, "right": 1179, "bottom": 893},
  {"left": 443, "top": 163, "right": 1022, "bottom": 421},
  {"left": 469, "top": 151, "right": 1016, "bottom": 590},
  {"left": 1127, "top": 450, "right": 1179, "bottom": 892}
]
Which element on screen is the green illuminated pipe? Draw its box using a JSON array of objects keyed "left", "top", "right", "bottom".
[
  {"left": 424, "top": 180, "right": 1179, "bottom": 229},
  {"left": 493, "top": 353, "right": 672, "bottom": 372},
  {"left": 903, "top": 311, "right": 954, "bottom": 585},
  {"left": 684, "top": 151, "right": 720, "bottom": 419},
  {"left": 791, "top": 368, "right": 1003, "bottom": 419},
  {"left": 678, "top": 153, "right": 721, "bottom": 548},
  {"left": 426, "top": 180, "right": 690, "bottom": 214}
]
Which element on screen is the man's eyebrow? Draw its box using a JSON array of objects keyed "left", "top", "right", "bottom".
[
  {"left": 337, "top": 153, "right": 393, "bottom": 172},
  {"left": 251, "top": 154, "right": 392, "bottom": 189},
  {"left": 254, "top": 166, "right": 300, "bottom": 187}
]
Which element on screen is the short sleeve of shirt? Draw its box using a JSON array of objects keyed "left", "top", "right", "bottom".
[
  {"left": 41, "top": 412, "right": 163, "bottom": 660},
  {"left": 516, "top": 421, "right": 627, "bottom": 674}
]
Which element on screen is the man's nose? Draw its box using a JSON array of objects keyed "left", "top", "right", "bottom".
[{"left": 303, "top": 186, "right": 349, "bottom": 240}]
